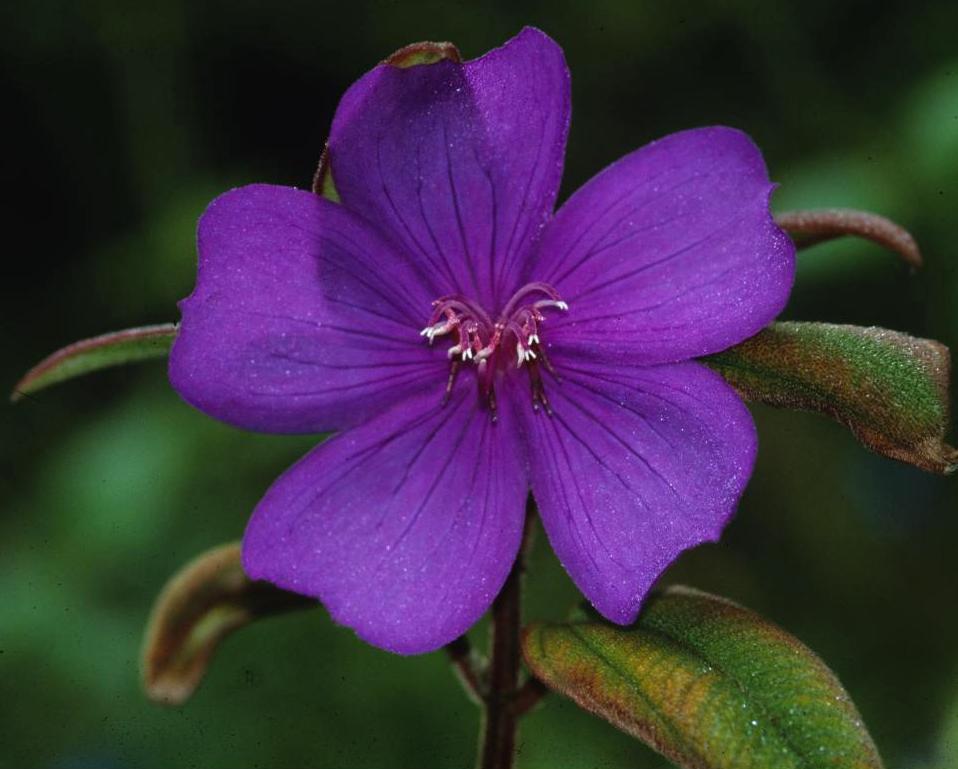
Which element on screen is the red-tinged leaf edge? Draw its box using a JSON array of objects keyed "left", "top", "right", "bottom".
[
  {"left": 382, "top": 40, "right": 461, "bottom": 68},
  {"left": 522, "top": 586, "right": 884, "bottom": 769},
  {"left": 706, "top": 322, "right": 957, "bottom": 474},
  {"left": 141, "top": 543, "right": 314, "bottom": 705},
  {"left": 11, "top": 323, "right": 178, "bottom": 402},
  {"left": 776, "top": 208, "right": 922, "bottom": 268}
]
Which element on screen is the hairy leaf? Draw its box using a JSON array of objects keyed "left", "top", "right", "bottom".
[
  {"left": 707, "top": 322, "right": 957, "bottom": 474},
  {"left": 142, "top": 543, "right": 314, "bottom": 705},
  {"left": 776, "top": 208, "right": 922, "bottom": 268},
  {"left": 12, "top": 323, "right": 177, "bottom": 401},
  {"left": 522, "top": 587, "right": 883, "bottom": 769}
]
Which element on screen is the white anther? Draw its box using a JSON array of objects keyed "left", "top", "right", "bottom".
[
  {"left": 420, "top": 320, "right": 455, "bottom": 344},
  {"left": 533, "top": 299, "right": 569, "bottom": 313},
  {"left": 516, "top": 344, "right": 538, "bottom": 367},
  {"left": 528, "top": 334, "right": 540, "bottom": 345},
  {"left": 461, "top": 348, "right": 474, "bottom": 362}
]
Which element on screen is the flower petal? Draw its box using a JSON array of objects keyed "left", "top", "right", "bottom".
[
  {"left": 519, "top": 356, "right": 756, "bottom": 624},
  {"left": 327, "top": 26, "right": 570, "bottom": 311},
  {"left": 170, "top": 184, "right": 447, "bottom": 434},
  {"left": 242, "top": 383, "right": 528, "bottom": 654},
  {"left": 536, "top": 127, "right": 795, "bottom": 364}
]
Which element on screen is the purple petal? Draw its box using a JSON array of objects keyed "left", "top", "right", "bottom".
[
  {"left": 242, "top": 383, "right": 528, "bottom": 654},
  {"left": 519, "top": 355, "right": 756, "bottom": 624},
  {"left": 170, "top": 184, "right": 447, "bottom": 434},
  {"left": 327, "top": 27, "right": 570, "bottom": 311},
  {"left": 535, "top": 127, "right": 795, "bottom": 363}
]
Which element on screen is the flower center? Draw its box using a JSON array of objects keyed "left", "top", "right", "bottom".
[{"left": 420, "top": 282, "right": 568, "bottom": 418}]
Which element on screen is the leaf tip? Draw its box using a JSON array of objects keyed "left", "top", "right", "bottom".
[
  {"left": 11, "top": 357, "right": 53, "bottom": 402},
  {"left": 142, "top": 671, "right": 197, "bottom": 707},
  {"left": 12, "top": 324, "right": 177, "bottom": 401},
  {"left": 140, "top": 542, "right": 314, "bottom": 707}
]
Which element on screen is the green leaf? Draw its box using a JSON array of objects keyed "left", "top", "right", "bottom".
[
  {"left": 522, "top": 587, "right": 883, "bottom": 769},
  {"left": 141, "top": 543, "right": 314, "bottom": 705},
  {"left": 706, "top": 322, "right": 957, "bottom": 474},
  {"left": 12, "top": 323, "right": 177, "bottom": 401}
]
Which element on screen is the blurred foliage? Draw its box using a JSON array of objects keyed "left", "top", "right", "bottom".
[{"left": 2, "top": 0, "right": 956, "bottom": 767}]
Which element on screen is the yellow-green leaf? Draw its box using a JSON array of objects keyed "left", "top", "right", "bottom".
[
  {"left": 141, "top": 543, "right": 313, "bottom": 705},
  {"left": 522, "top": 587, "right": 883, "bottom": 769},
  {"left": 706, "top": 322, "right": 957, "bottom": 474}
]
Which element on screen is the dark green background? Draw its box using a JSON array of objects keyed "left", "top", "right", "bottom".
[{"left": 3, "top": 1, "right": 956, "bottom": 767}]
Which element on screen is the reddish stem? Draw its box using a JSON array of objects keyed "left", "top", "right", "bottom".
[{"left": 478, "top": 551, "right": 523, "bottom": 769}]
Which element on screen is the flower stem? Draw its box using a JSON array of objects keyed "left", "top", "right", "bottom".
[
  {"left": 478, "top": 551, "right": 523, "bottom": 769},
  {"left": 477, "top": 508, "right": 541, "bottom": 769},
  {"left": 512, "top": 677, "right": 548, "bottom": 717},
  {"left": 445, "top": 635, "right": 484, "bottom": 704}
]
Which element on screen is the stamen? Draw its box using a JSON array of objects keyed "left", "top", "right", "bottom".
[
  {"left": 442, "top": 359, "right": 461, "bottom": 404},
  {"left": 534, "top": 299, "right": 568, "bottom": 312},
  {"left": 516, "top": 343, "right": 537, "bottom": 368},
  {"left": 528, "top": 360, "right": 553, "bottom": 415},
  {"left": 420, "top": 318, "right": 457, "bottom": 344},
  {"left": 536, "top": 343, "right": 559, "bottom": 378},
  {"left": 422, "top": 281, "right": 567, "bottom": 415},
  {"left": 500, "top": 282, "right": 566, "bottom": 318}
]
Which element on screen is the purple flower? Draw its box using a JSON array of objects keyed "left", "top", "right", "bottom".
[{"left": 169, "top": 28, "right": 794, "bottom": 654}]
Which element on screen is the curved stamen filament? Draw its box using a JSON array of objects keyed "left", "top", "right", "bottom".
[
  {"left": 421, "top": 281, "right": 568, "bottom": 414},
  {"left": 500, "top": 282, "right": 566, "bottom": 319},
  {"left": 429, "top": 295, "right": 493, "bottom": 328}
]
